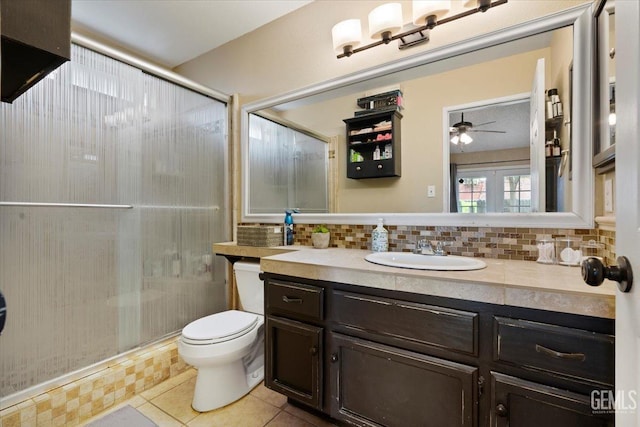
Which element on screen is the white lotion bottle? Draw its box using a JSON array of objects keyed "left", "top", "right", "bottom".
[{"left": 372, "top": 218, "right": 388, "bottom": 252}]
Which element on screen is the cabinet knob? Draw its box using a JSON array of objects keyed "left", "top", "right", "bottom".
[
  {"left": 309, "top": 346, "right": 318, "bottom": 356},
  {"left": 331, "top": 353, "right": 339, "bottom": 363},
  {"left": 495, "top": 403, "right": 508, "bottom": 417},
  {"left": 377, "top": 164, "right": 383, "bottom": 169},
  {"left": 356, "top": 166, "right": 361, "bottom": 171}
]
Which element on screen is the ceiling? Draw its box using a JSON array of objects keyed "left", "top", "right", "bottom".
[
  {"left": 71, "top": 0, "right": 313, "bottom": 69},
  {"left": 448, "top": 99, "right": 530, "bottom": 154}
]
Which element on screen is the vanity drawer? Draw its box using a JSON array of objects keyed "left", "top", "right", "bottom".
[
  {"left": 494, "top": 316, "right": 614, "bottom": 386},
  {"left": 332, "top": 290, "right": 478, "bottom": 356},
  {"left": 267, "top": 280, "right": 324, "bottom": 321}
]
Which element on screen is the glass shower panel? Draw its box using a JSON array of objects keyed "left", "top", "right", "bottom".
[
  {"left": 248, "top": 114, "right": 292, "bottom": 213},
  {"left": 139, "top": 74, "right": 227, "bottom": 343},
  {"left": 248, "top": 114, "right": 328, "bottom": 214},
  {"left": 292, "top": 131, "right": 328, "bottom": 213},
  {"left": 0, "top": 45, "right": 228, "bottom": 397}
]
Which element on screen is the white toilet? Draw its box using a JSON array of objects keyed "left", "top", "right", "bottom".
[{"left": 178, "top": 261, "right": 265, "bottom": 412}]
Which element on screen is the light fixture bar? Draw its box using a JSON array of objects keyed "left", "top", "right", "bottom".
[{"left": 337, "top": 0, "right": 508, "bottom": 59}]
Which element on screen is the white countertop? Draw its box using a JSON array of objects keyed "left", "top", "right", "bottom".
[{"left": 256, "top": 247, "right": 616, "bottom": 319}]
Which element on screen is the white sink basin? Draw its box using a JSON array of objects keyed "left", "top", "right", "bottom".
[{"left": 365, "top": 252, "right": 487, "bottom": 271}]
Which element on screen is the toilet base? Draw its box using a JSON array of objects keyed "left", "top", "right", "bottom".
[{"left": 192, "top": 359, "right": 263, "bottom": 412}]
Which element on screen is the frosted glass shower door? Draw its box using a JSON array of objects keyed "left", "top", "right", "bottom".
[
  {"left": 248, "top": 114, "right": 328, "bottom": 214},
  {"left": 0, "top": 45, "right": 228, "bottom": 397}
]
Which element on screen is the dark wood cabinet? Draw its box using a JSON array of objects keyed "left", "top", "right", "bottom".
[
  {"left": 491, "top": 372, "right": 613, "bottom": 427},
  {"left": 344, "top": 110, "right": 402, "bottom": 179},
  {"left": 263, "top": 274, "right": 615, "bottom": 426},
  {"left": 264, "top": 280, "right": 324, "bottom": 409},
  {"left": 329, "top": 332, "right": 477, "bottom": 427},
  {"left": 265, "top": 316, "right": 323, "bottom": 409},
  {"left": 493, "top": 316, "right": 614, "bottom": 387}
]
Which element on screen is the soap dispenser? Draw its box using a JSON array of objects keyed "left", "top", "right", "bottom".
[{"left": 372, "top": 218, "right": 388, "bottom": 252}]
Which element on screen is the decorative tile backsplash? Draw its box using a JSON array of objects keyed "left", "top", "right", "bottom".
[{"left": 255, "top": 223, "right": 616, "bottom": 265}]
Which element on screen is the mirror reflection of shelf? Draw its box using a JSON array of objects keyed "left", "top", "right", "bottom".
[{"left": 344, "top": 110, "right": 401, "bottom": 179}]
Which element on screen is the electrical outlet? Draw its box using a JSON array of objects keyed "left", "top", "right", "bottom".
[
  {"left": 427, "top": 185, "right": 436, "bottom": 198},
  {"left": 604, "top": 178, "right": 613, "bottom": 212}
]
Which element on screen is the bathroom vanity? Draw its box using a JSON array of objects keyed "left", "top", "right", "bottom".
[{"left": 260, "top": 248, "right": 615, "bottom": 427}]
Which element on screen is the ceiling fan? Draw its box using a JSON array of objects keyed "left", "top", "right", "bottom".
[{"left": 449, "top": 112, "right": 506, "bottom": 144}]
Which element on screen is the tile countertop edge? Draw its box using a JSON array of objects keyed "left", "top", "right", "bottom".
[
  {"left": 212, "top": 242, "right": 302, "bottom": 259},
  {"left": 258, "top": 247, "right": 616, "bottom": 319}
]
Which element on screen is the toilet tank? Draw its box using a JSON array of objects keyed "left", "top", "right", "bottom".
[{"left": 233, "top": 261, "right": 264, "bottom": 315}]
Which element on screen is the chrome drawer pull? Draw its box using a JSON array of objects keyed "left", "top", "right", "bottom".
[
  {"left": 535, "top": 344, "right": 586, "bottom": 361},
  {"left": 282, "top": 296, "right": 303, "bottom": 304}
]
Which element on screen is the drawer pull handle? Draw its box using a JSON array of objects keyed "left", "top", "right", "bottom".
[
  {"left": 535, "top": 344, "right": 586, "bottom": 361},
  {"left": 282, "top": 296, "right": 303, "bottom": 304},
  {"left": 331, "top": 353, "right": 339, "bottom": 363},
  {"left": 310, "top": 346, "right": 318, "bottom": 356}
]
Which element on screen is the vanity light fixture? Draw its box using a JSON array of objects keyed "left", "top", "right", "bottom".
[{"left": 331, "top": 0, "right": 508, "bottom": 59}]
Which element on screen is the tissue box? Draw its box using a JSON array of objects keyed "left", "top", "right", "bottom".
[{"left": 237, "top": 225, "right": 283, "bottom": 247}]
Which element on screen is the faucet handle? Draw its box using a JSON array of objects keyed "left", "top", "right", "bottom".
[
  {"left": 434, "top": 241, "right": 448, "bottom": 256},
  {"left": 414, "top": 239, "right": 434, "bottom": 255}
]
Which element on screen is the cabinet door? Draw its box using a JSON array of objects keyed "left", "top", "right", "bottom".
[
  {"left": 329, "top": 332, "right": 477, "bottom": 427},
  {"left": 491, "top": 372, "right": 613, "bottom": 427},
  {"left": 265, "top": 316, "right": 323, "bottom": 409}
]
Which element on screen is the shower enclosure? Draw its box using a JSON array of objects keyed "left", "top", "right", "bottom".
[{"left": 0, "top": 44, "right": 229, "bottom": 397}]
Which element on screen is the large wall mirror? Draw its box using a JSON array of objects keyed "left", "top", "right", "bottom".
[{"left": 241, "top": 4, "right": 594, "bottom": 227}]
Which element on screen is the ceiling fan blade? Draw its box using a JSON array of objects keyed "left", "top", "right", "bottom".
[
  {"left": 472, "top": 120, "right": 496, "bottom": 128},
  {"left": 469, "top": 129, "right": 507, "bottom": 134}
]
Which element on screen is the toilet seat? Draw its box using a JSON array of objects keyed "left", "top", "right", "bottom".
[{"left": 182, "top": 310, "right": 259, "bottom": 345}]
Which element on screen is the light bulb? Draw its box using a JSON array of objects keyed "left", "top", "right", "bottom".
[
  {"left": 450, "top": 135, "right": 460, "bottom": 144},
  {"left": 460, "top": 133, "right": 473, "bottom": 144},
  {"left": 332, "top": 19, "right": 362, "bottom": 56},
  {"left": 369, "top": 3, "right": 403, "bottom": 41}
]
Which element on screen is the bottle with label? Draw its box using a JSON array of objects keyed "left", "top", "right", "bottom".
[
  {"left": 284, "top": 210, "right": 294, "bottom": 245},
  {"left": 373, "top": 145, "right": 381, "bottom": 160},
  {"left": 371, "top": 218, "right": 388, "bottom": 252},
  {"left": 552, "top": 130, "right": 561, "bottom": 157},
  {"left": 384, "top": 144, "right": 392, "bottom": 159}
]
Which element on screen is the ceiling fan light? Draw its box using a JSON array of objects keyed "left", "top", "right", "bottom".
[
  {"left": 369, "top": 3, "right": 403, "bottom": 40},
  {"left": 460, "top": 132, "right": 473, "bottom": 144},
  {"left": 413, "top": 0, "right": 451, "bottom": 25},
  {"left": 450, "top": 134, "right": 460, "bottom": 144},
  {"left": 332, "top": 19, "right": 362, "bottom": 54}
]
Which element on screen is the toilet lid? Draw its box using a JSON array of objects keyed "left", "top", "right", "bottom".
[{"left": 182, "top": 310, "right": 258, "bottom": 341}]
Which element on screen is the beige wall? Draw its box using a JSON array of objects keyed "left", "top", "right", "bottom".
[{"left": 176, "top": 1, "right": 588, "bottom": 99}]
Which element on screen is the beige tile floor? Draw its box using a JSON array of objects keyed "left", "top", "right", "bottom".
[{"left": 79, "top": 368, "right": 337, "bottom": 427}]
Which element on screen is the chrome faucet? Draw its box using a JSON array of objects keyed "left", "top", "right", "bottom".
[
  {"left": 414, "top": 239, "right": 447, "bottom": 256},
  {"left": 433, "top": 241, "right": 447, "bottom": 256},
  {"left": 414, "top": 239, "right": 434, "bottom": 255}
]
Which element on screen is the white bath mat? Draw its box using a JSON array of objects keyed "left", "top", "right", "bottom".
[{"left": 86, "top": 405, "right": 157, "bottom": 427}]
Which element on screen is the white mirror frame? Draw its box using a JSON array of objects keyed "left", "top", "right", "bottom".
[{"left": 241, "top": 4, "right": 594, "bottom": 228}]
